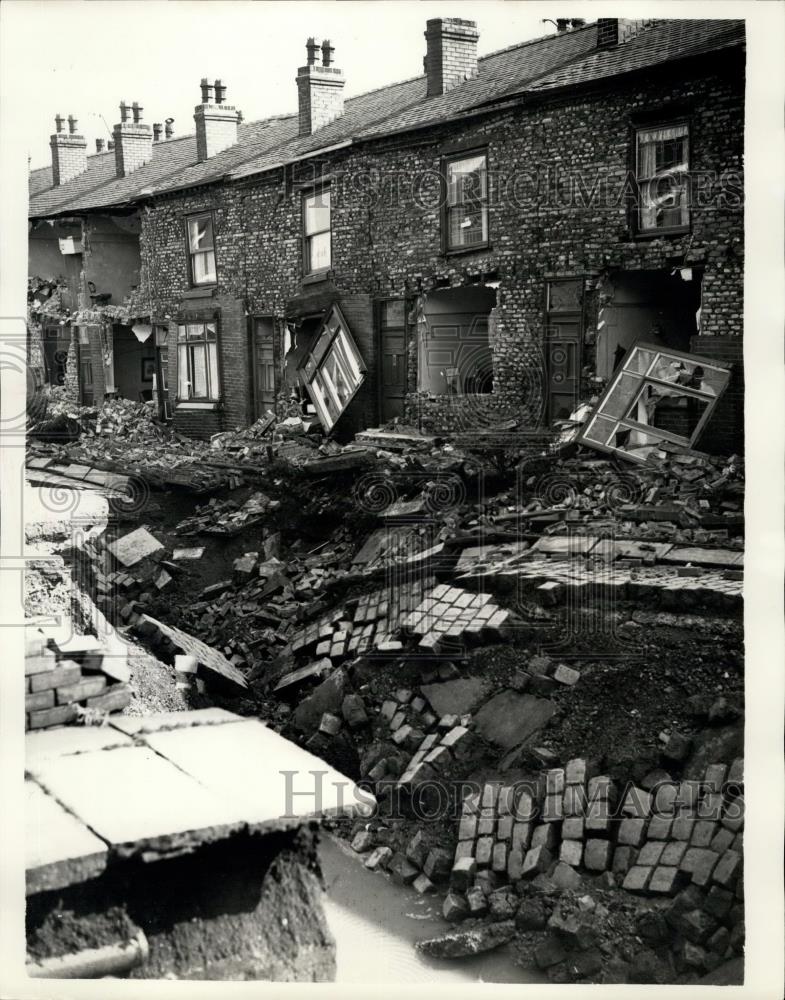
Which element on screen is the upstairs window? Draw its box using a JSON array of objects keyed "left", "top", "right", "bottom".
[
  {"left": 176, "top": 321, "right": 220, "bottom": 401},
  {"left": 303, "top": 187, "right": 331, "bottom": 275},
  {"left": 444, "top": 151, "right": 489, "bottom": 252},
  {"left": 636, "top": 123, "right": 690, "bottom": 233},
  {"left": 186, "top": 213, "right": 217, "bottom": 285}
]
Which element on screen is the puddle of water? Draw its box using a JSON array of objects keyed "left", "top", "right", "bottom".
[{"left": 319, "top": 834, "right": 543, "bottom": 984}]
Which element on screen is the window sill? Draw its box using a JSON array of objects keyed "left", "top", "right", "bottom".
[
  {"left": 632, "top": 227, "right": 690, "bottom": 241},
  {"left": 302, "top": 270, "right": 332, "bottom": 286},
  {"left": 175, "top": 400, "right": 221, "bottom": 410},
  {"left": 443, "top": 243, "right": 492, "bottom": 258},
  {"left": 182, "top": 285, "right": 217, "bottom": 299}
]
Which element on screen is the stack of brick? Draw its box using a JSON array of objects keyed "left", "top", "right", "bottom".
[
  {"left": 349, "top": 822, "right": 453, "bottom": 897},
  {"left": 172, "top": 491, "right": 274, "bottom": 536},
  {"left": 620, "top": 761, "right": 744, "bottom": 898},
  {"left": 401, "top": 584, "right": 511, "bottom": 655},
  {"left": 25, "top": 628, "right": 130, "bottom": 730}
]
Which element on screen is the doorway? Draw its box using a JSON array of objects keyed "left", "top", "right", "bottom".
[
  {"left": 378, "top": 298, "right": 407, "bottom": 423},
  {"left": 545, "top": 278, "right": 584, "bottom": 423},
  {"left": 253, "top": 317, "right": 276, "bottom": 419}
]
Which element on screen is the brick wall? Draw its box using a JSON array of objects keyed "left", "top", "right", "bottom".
[
  {"left": 113, "top": 124, "right": 153, "bottom": 176},
  {"left": 136, "top": 53, "right": 744, "bottom": 441},
  {"left": 424, "top": 18, "right": 479, "bottom": 96},
  {"left": 296, "top": 67, "right": 345, "bottom": 135},
  {"left": 690, "top": 335, "right": 744, "bottom": 454},
  {"left": 50, "top": 134, "right": 87, "bottom": 186}
]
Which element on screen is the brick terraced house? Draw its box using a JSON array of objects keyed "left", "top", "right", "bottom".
[{"left": 27, "top": 17, "right": 745, "bottom": 451}]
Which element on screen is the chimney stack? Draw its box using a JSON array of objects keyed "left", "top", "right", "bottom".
[
  {"left": 112, "top": 100, "right": 153, "bottom": 177},
  {"left": 50, "top": 112, "right": 87, "bottom": 185},
  {"left": 597, "top": 18, "right": 652, "bottom": 49},
  {"left": 194, "top": 78, "right": 240, "bottom": 161},
  {"left": 424, "top": 18, "right": 479, "bottom": 98},
  {"left": 296, "top": 37, "right": 345, "bottom": 136},
  {"left": 165, "top": 119, "right": 174, "bottom": 139}
]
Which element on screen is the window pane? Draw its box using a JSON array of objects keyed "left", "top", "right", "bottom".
[
  {"left": 307, "top": 231, "right": 331, "bottom": 272},
  {"left": 448, "top": 204, "right": 488, "bottom": 248},
  {"left": 191, "top": 344, "right": 207, "bottom": 397},
  {"left": 192, "top": 249, "right": 216, "bottom": 284},
  {"left": 178, "top": 344, "right": 189, "bottom": 398},
  {"left": 186, "top": 323, "right": 205, "bottom": 340},
  {"left": 205, "top": 322, "right": 217, "bottom": 341},
  {"left": 447, "top": 155, "right": 487, "bottom": 207},
  {"left": 381, "top": 300, "right": 405, "bottom": 328},
  {"left": 188, "top": 216, "right": 214, "bottom": 252},
  {"left": 207, "top": 341, "right": 219, "bottom": 399},
  {"left": 304, "top": 190, "right": 331, "bottom": 235}
]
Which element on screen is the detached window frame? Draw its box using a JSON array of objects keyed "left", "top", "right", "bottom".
[
  {"left": 635, "top": 121, "right": 690, "bottom": 236},
  {"left": 300, "top": 303, "right": 366, "bottom": 432},
  {"left": 186, "top": 212, "right": 217, "bottom": 286},
  {"left": 442, "top": 149, "right": 489, "bottom": 254},
  {"left": 302, "top": 185, "right": 332, "bottom": 277},
  {"left": 577, "top": 342, "right": 731, "bottom": 464},
  {"left": 176, "top": 320, "right": 221, "bottom": 403}
]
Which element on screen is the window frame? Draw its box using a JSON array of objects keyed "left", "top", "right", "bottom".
[
  {"left": 441, "top": 148, "right": 490, "bottom": 255},
  {"left": 633, "top": 119, "right": 691, "bottom": 238},
  {"left": 175, "top": 319, "right": 222, "bottom": 404},
  {"left": 301, "top": 184, "right": 332, "bottom": 279},
  {"left": 185, "top": 212, "right": 218, "bottom": 287},
  {"left": 300, "top": 302, "right": 366, "bottom": 432}
]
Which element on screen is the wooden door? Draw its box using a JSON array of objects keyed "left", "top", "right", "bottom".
[
  {"left": 78, "top": 345, "right": 94, "bottom": 406},
  {"left": 378, "top": 299, "right": 407, "bottom": 422},
  {"left": 253, "top": 317, "right": 276, "bottom": 419},
  {"left": 546, "top": 279, "right": 584, "bottom": 423}
]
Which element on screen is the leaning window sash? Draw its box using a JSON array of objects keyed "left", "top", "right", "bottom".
[{"left": 300, "top": 304, "right": 366, "bottom": 431}]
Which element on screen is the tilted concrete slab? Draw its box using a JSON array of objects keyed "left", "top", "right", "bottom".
[
  {"left": 532, "top": 535, "right": 598, "bottom": 556},
  {"left": 660, "top": 546, "right": 743, "bottom": 568},
  {"left": 141, "top": 719, "right": 374, "bottom": 830},
  {"left": 107, "top": 527, "right": 164, "bottom": 569},
  {"left": 29, "top": 745, "right": 248, "bottom": 859},
  {"left": 25, "top": 725, "right": 134, "bottom": 767},
  {"left": 135, "top": 614, "right": 248, "bottom": 691},
  {"left": 26, "top": 779, "right": 108, "bottom": 895},
  {"left": 108, "top": 706, "right": 238, "bottom": 736}
]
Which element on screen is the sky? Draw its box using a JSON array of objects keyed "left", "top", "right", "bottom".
[{"left": 4, "top": 1, "right": 561, "bottom": 171}]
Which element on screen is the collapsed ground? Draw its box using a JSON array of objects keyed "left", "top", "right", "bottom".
[{"left": 26, "top": 396, "right": 745, "bottom": 984}]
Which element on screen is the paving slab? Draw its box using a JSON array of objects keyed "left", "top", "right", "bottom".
[
  {"left": 107, "top": 527, "right": 164, "bottom": 569},
  {"left": 108, "top": 707, "right": 238, "bottom": 736},
  {"left": 142, "top": 719, "right": 373, "bottom": 829},
  {"left": 660, "top": 547, "right": 743, "bottom": 569},
  {"left": 420, "top": 677, "right": 491, "bottom": 717},
  {"left": 532, "top": 536, "right": 597, "bottom": 556},
  {"left": 25, "top": 725, "right": 134, "bottom": 766},
  {"left": 26, "top": 779, "right": 108, "bottom": 895},
  {"left": 29, "top": 746, "right": 248, "bottom": 858},
  {"left": 473, "top": 691, "right": 557, "bottom": 749}
]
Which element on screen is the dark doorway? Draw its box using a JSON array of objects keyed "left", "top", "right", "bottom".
[
  {"left": 378, "top": 299, "right": 407, "bottom": 423},
  {"left": 546, "top": 278, "right": 584, "bottom": 423},
  {"left": 253, "top": 317, "right": 276, "bottom": 419}
]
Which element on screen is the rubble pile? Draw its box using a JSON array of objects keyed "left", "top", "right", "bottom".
[{"left": 25, "top": 627, "right": 131, "bottom": 730}]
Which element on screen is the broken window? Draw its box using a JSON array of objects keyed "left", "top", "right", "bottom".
[
  {"left": 444, "top": 152, "right": 489, "bottom": 251},
  {"left": 186, "top": 213, "right": 217, "bottom": 285},
  {"left": 300, "top": 304, "right": 365, "bottom": 431},
  {"left": 176, "top": 321, "right": 220, "bottom": 401},
  {"left": 636, "top": 123, "right": 689, "bottom": 232},
  {"left": 303, "top": 187, "right": 331, "bottom": 274},
  {"left": 578, "top": 342, "right": 730, "bottom": 463}
]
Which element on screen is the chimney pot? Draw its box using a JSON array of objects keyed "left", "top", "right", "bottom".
[
  {"left": 153, "top": 123, "right": 163, "bottom": 142},
  {"left": 306, "top": 37, "right": 319, "bottom": 65},
  {"left": 67, "top": 114, "right": 78, "bottom": 135},
  {"left": 96, "top": 138, "right": 105, "bottom": 152},
  {"left": 321, "top": 39, "right": 334, "bottom": 66},
  {"left": 131, "top": 101, "right": 143, "bottom": 124},
  {"left": 200, "top": 78, "right": 214, "bottom": 103},
  {"left": 107, "top": 140, "right": 115, "bottom": 151},
  {"left": 165, "top": 118, "right": 174, "bottom": 139},
  {"left": 55, "top": 114, "right": 65, "bottom": 134},
  {"left": 214, "top": 79, "right": 227, "bottom": 104},
  {"left": 424, "top": 18, "right": 479, "bottom": 98},
  {"left": 119, "top": 100, "right": 129, "bottom": 123}
]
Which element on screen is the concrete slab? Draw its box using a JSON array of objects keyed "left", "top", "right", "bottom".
[
  {"left": 136, "top": 614, "right": 247, "bottom": 691},
  {"left": 660, "top": 547, "right": 743, "bottom": 568},
  {"left": 107, "top": 527, "right": 164, "bottom": 569},
  {"left": 473, "top": 691, "right": 558, "bottom": 749},
  {"left": 26, "top": 779, "right": 108, "bottom": 895},
  {"left": 532, "top": 536, "right": 597, "bottom": 556},
  {"left": 420, "top": 678, "right": 491, "bottom": 718},
  {"left": 142, "top": 720, "right": 372, "bottom": 829},
  {"left": 26, "top": 725, "right": 134, "bottom": 766},
  {"left": 108, "top": 707, "right": 238, "bottom": 736},
  {"left": 455, "top": 542, "right": 528, "bottom": 575},
  {"left": 29, "top": 746, "right": 248, "bottom": 858},
  {"left": 590, "top": 539, "right": 673, "bottom": 562}
]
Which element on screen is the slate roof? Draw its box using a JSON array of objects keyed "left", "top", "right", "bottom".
[{"left": 28, "top": 19, "right": 744, "bottom": 218}]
